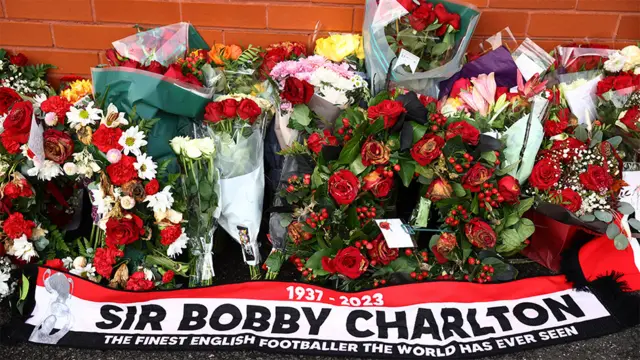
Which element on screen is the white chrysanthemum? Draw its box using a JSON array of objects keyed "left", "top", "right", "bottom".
[
  {"left": 120, "top": 195, "right": 135, "bottom": 210},
  {"left": 145, "top": 186, "right": 174, "bottom": 213},
  {"left": 66, "top": 101, "right": 102, "bottom": 128},
  {"left": 604, "top": 52, "right": 627, "bottom": 73},
  {"left": 170, "top": 136, "right": 189, "bottom": 155},
  {"left": 134, "top": 153, "right": 157, "bottom": 180},
  {"left": 8, "top": 235, "right": 38, "bottom": 262},
  {"left": 62, "top": 257, "right": 73, "bottom": 269},
  {"left": 101, "top": 103, "right": 129, "bottom": 128},
  {"left": 167, "top": 231, "right": 188, "bottom": 258},
  {"left": 27, "top": 160, "right": 63, "bottom": 181},
  {"left": 119, "top": 126, "right": 147, "bottom": 156},
  {"left": 73, "top": 149, "right": 101, "bottom": 177},
  {"left": 0, "top": 269, "right": 10, "bottom": 298},
  {"left": 90, "top": 188, "right": 114, "bottom": 216},
  {"left": 70, "top": 263, "right": 96, "bottom": 278}
]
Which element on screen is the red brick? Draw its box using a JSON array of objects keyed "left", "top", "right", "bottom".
[
  {"left": 53, "top": 25, "right": 137, "bottom": 50},
  {"left": 268, "top": 5, "right": 353, "bottom": 31},
  {"left": 353, "top": 7, "right": 364, "bottom": 32},
  {"left": 528, "top": 13, "right": 618, "bottom": 38},
  {"left": 0, "top": 2, "right": 4, "bottom": 17},
  {"left": 475, "top": 10, "right": 529, "bottom": 36},
  {"left": 225, "top": 31, "right": 311, "bottom": 48},
  {"left": 617, "top": 15, "right": 640, "bottom": 40},
  {"left": 5, "top": 49, "right": 98, "bottom": 74},
  {"left": 198, "top": 30, "right": 224, "bottom": 47},
  {"left": 182, "top": 2, "right": 266, "bottom": 29},
  {"left": 4, "top": 0, "right": 92, "bottom": 21},
  {"left": 490, "top": 0, "right": 576, "bottom": 9},
  {"left": 0, "top": 22, "right": 52, "bottom": 47},
  {"left": 94, "top": 0, "right": 180, "bottom": 24},
  {"left": 614, "top": 40, "right": 640, "bottom": 49},
  {"left": 464, "top": 0, "right": 490, "bottom": 6},
  {"left": 525, "top": 39, "right": 567, "bottom": 52},
  {"left": 577, "top": 0, "right": 640, "bottom": 12}
]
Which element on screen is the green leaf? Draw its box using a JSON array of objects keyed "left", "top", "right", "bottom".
[
  {"left": 366, "top": 118, "right": 385, "bottom": 136},
  {"left": 461, "top": 239, "right": 471, "bottom": 261},
  {"left": 331, "top": 236, "right": 344, "bottom": 251},
  {"left": 606, "top": 222, "right": 621, "bottom": 239},
  {"left": 606, "top": 136, "right": 622, "bottom": 148},
  {"left": 515, "top": 218, "right": 535, "bottom": 241},
  {"left": 481, "top": 151, "right": 497, "bottom": 164},
  {"left": 452, "top": 183, "right": 466, "bottom": 197},
  {"left": 481, "top": 257, "right": 503, "bottom": 266},
  {"left": 496, "top": 161, "right": 520, "bottom": 176},
  {"left": 505, "top": 213, "right": 520, "bottom": 228},
  {"left": 574, "top": 125, "right": 588, "bottom": 142},
  {"left": 20, "top": 274, "right": 29, "bottom": 301},
  {"left": 618, "top": 202, "right": 635, "bottom": 215},
  {"left": 369, "top": 91, "right": 389, "bottom": 107},
  {"left": 431, "top": 42, "right": 451, "bottom": 56},
  {"left": 305, "top": 248, "right": 335, "bottom": 270},
  {"left": 337, "top": 139, "right": 361, "bottom": 166},
  {"left": 398, "top": 160, "right": 416, "bottom": 187},
  {"left": 415, "top": 165, "right": 434, "bottom": 180},
  {"left": 425, "top": 22, "right": 442, "bottom": 32},
  {"left": 594, "top": 210, "right": 613, "bottom": 223},
  {"left": 496, "top": 229, "right": 522, "bottom": 255},
  {"left": 514, "top": 197, "right": 534, "bottom": 217},
  {"left": 311, "top": 166, "right": 325, "bottom": 189},
  {"left": 589, "top": 131, "right": 603, "bottom": 148},
  {"left": 291, "top": 104, "right": 311, "bottom": 127},
  {"left": 580, "top": 214, "right": 596, "bottom": 222},
  {"left": 350, "top": 155, "right": 367, "bottom": 176},
  {"left": 614, "top": 233, "right": 629, "bottom": 250},
  {"left": 411, "top": 122, "right": 428, "bottom": 143},
  {"left": 628, "top": 217, "right": 640, "bottom": 231}
]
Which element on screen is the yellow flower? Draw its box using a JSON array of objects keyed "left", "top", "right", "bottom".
[
  {"left": 315, "top": 34, "right": 364, "bottom": 62},
  {"left": 61, "top": 79, "right": 93, "bottom": 103}
]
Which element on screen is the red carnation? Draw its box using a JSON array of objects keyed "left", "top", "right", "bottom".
[
  {"left": 44, "top": 259, "right": 66, "bottom": 271},
  {"left": 106, "top": 155, "right": 138, "bottom": 186},
  {"left": 145, "top": 179, "right": 160, "bottom": 196},
  {"left": 9, "top": 53, "right": 28, "bottom": 67},
  {"left": 162, "top": 270, "right": 175, "bottom": 284},
  {"left": 160, "top": 224, "right": 182, "bottom": 246},
  {"left": 126, "top": 271, "right": 154, "bottom": 291},
  {"left": 544, "top": 108, "right": 572, "bottom": 136},
  {"left": 93, "top": 125, "right": 124, "bottom": 153},
  {"left": 3, "top": 212, "right": 35, "bottom": 239},
  {"left": 40, "top": 96, "right": 72, "bottom": 125},
  {"left": 94, "top": 247, "right": 123, "bottom": 279}
]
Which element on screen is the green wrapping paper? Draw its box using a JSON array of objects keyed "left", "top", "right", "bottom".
[{"left": 91, "top": 67, "right": 214, "bottom": 170}]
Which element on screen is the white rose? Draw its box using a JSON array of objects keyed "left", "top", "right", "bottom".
[
  {"left": 183, "top": 140, "right": 202, "bottom": 159},
  {"left": 621, "top": 45, "right": 640, "bottom": 72},
  {"left": 170, "top": 136, "right": 189, "bottom": 155},
  {"left": 167, "top": 209, "right": 183, "bottom": 224},
  {"left": 193, "top": 138, "right": 215, "bottom": 156},
  {"left": 73, "top": 256, "right": 87, "bottom": 270},
  {"left": 63, "top": 162, "right": 77, "bottom": 176},
  {"left": 120, "top": 195, "right": 136, "bottom": 210}
]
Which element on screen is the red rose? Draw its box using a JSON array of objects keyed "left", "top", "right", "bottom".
[
  {"left": 464, "top": 218, "right": 497, "bottom": 249},
  {"left": 160, "top": 224, "right": 182, "bottom": 246},
  {"left": 105, "top": 49, "right": 123, "bottom": 66},
  {"left": 120, "top": 59, "right": 141, "bottom": 69},
  {"left": 94, "top": 247, "right": 123, "bottom": 279},
  {"left": 44, "top": 259, "right": 65, "bottom": 271},
  {"left": 419, "top": 95, "right": 437, "bottom": 107},
  {"left": 436, "top": 232, "right": 457, "bottom": 256},
  {"left": 40, "top": 96, "right": 72, "bottom": 125},
  {"left": 497, "top": 175, "right": 521, "bottom": 204},
  {"left": 367, "top": 100, "right": 406, "bottom": 129},
  {"left": 321, "top": 256, "right": 336, "bottom": 273},
  {"left": 529, "top": 158, "right": 561, "bottom": 191},
  {"left": 431, "top": 245, "right": 449, "bottom": 264},
  {"left": 221, "top": 99, "right": 239, "bottom": 118},
  {"left": 360, "top": 139, "right": 390, "bottom": 166},
  {"left": 204, "top": 102, "right": 225, "bottom": 123},
  {"left": 326, "top": 246, "right": 369, "bottom": 279},
  {"left": 164, "top": 64, "right": 202, "bottom": 87},
  {"left": 367, "top": 234, "right": 399, "bottom": 265},
  {"left": 411, "top": 134, "right": 444, "bottom": 166},
  {"left": 106, "top": 155, "right": 138, "bottom": 186},
  {"left": 397, "top": 0, "right": 418, "bottom": 12},
  {"left": 92, "top": 124, "right": 124, "bottom": 153},
  {"left": 307, "top": 130, "right": 338, "bottom": 154},
  {"left": 105, "top": 213, "right": 145, "bottom": 248},
  {"left": 550, "top": 137, "right": 586, "bottom": 163},
  {"left": 461, "top": 163, "right": 494, "bottom": 192},
  {"left": 2, "top": 100, "right": 32, "bottom": 138},
  {"left": 596, "top": 76, "right": 615, "bottom": 97},
  {"left": 162, "top": 270, "right": 175, "bottom": 284},
  {"left": 579, "top": 165, "right": 613, "bottom": 192},
  {"left": 126, "top": 271, "right": 154, "bottom": 291},
  {"left": 237, "top": 98, "right": 262, "bottom": 123},
  {"left": 9, "top": 53, "right": 28, "bottom": 66},
  {"left": 261, "top": 47, "right": 287, "bottom": 77},
  {"left": 3, "top": 212, "right": 35, "bottom": 239},
  {"left": 409, "top": 3, "right": 436, "bottom": 32},
  {"left": 544, "top": 108, "right": 572, "bottom": 136},
  {"left": 145, "top": 179, "right": 160, "bottom": 196},
  {"left": 426, "top": 178, "right": 453, "bottom": 201},
  {"left": 556, "top": 188, "right": 582, "bottom": 213},
  {"left": 434, "top": 3, "right": 461, "bottom": 36},
  {"left": 450, "top": 78, "right": 472, "bottom": 98},
  {"left": 620, "top": 106, "right": 640, "bottom": 132},
  {"left": 362, "top": 172, "right": 394, "bottom": 198},
  {"left": 43, "top": 129, "right": 74, "bottom": 164},
  {"left": 446, "top": 121, "right": 480, "bottom": 145},
  {"left": 614, "top": 74, "right": 634, "bottom": 91},
  {"left": 328, "top": 169, "right": 360, "bottom": 205},
  {"left": 0, "top": 87, "right": 22, "bottom": 115},
  {"left": 282, "top": 77, "right": 314, "bottom": 105},
  {"left": 144, "top": 61, "right": 166, "bottom": 74}
]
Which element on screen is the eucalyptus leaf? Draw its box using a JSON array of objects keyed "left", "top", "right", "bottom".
[
  {"left": 594, "top": 210, "right": 613, "bottom": 223},
  {"left": 580, "top": 214, "right": 596, "bottom": 222},
  {"left": 606, "top": 136, "right": 622, "bottom": 148},
  {"left": 628, "top": 217, "right": 640, "bottom": 231},
  {"left": 589, "top": 131, "right": 603, "bottom": 148},
  {"left": 606, "top": 222, "right": 621, "bottom": 239},
  {"left": 574, "top": 125, "right": 588, "bottom": 142},
  {"left": 614, "top": 233, "right": 629, "bottom": 250},
  {"left": 618, "top": 202, "right": 635, "bottom": 215}
]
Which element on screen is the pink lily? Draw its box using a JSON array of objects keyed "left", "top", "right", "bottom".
[
  {"left": 459, "top": 72, "right": 496, "bottom": 117},
  {"left": 517, "top": 69, "right": 548, "bottom": 100}
]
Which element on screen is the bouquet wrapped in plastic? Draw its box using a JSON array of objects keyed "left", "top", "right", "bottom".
[
  {"left": 363, "top": 0, "right": 480, "bottom": 95},
  {"left": 92, "top": 23, "right": 217, "bottom": 173},
  {"left": 204, "top": 94, "right": 275, "bottom": 278}
]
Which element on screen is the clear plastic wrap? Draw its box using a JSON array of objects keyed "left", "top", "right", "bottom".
[
  {"left": 363, "top": 0, "right": 480, "bottom": 94},
  {"left": 512, "top": 38, "right": 554, "bottom": 81},
  {"left": 558, "top": 70, "right": 602, "bottom": 125},
  {"left": 555, "top": 46, "right": 616, "bottom": 74}
]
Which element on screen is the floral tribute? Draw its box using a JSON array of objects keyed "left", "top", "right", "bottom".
[{"left": 0, "top": 49, "right": 55, "bottom": 97}]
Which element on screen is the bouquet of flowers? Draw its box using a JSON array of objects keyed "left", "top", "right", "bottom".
[
  {"left": 363, "top": 0, "right": 480, "bottom": 93},
  {"left": 0, "top": 49, "right": 55, "bottom": 97},
  {"left": 204, "top": 94, "right": 274, "bottom": 278},
  {"left": 315, "top": 34, "right": 366, "bottom": 72},
  {"left": 209, "top": 44, "right": 264, "bottom": 95},
  {"left": 553, "top": 43, "right": 616, "bottom": 74},
  {"left": 259, "top": 41, "right": 308, "bottom": 79}
]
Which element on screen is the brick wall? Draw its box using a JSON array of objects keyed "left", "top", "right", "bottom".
[{"left": 0, "top": 0, "right": 638, "bottom": 86}]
